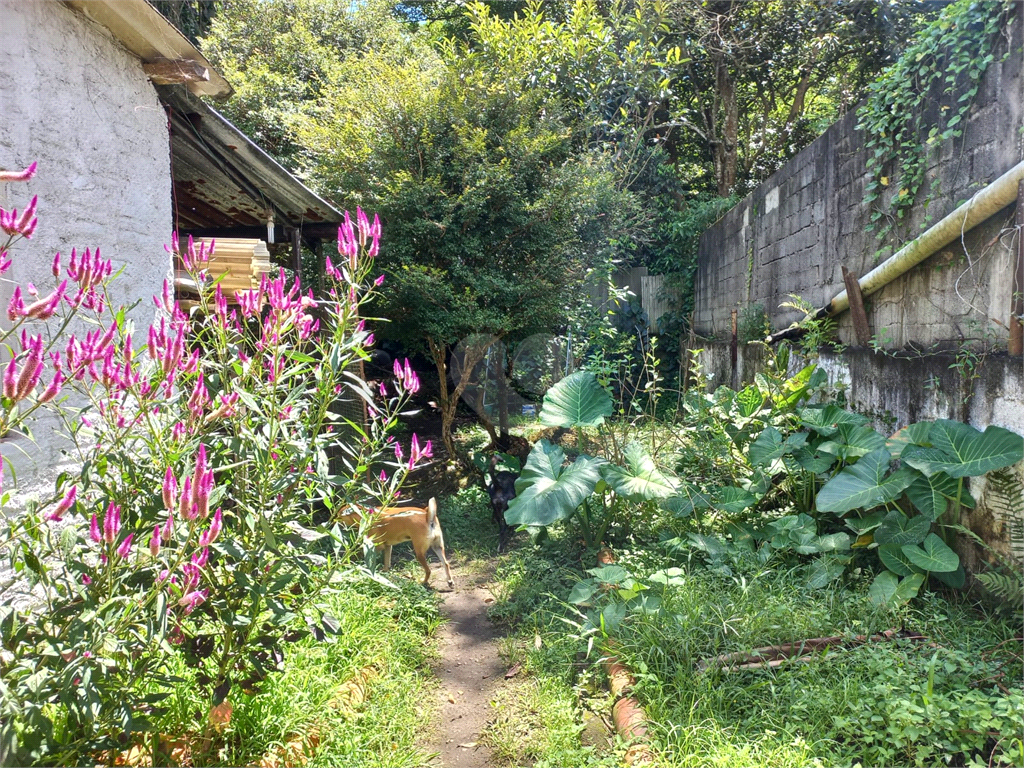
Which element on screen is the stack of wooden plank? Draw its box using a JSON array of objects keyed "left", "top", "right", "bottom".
[{"left": 200, "top": 238, "right": 273, "bottom": 299}]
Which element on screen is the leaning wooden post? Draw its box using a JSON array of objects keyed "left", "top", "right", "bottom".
[
  {"left": 730, "top": 309, "right": 738, "bottom": 389},
  {"left": 841, "top": 265, "right": 872, "bottom": 346}
]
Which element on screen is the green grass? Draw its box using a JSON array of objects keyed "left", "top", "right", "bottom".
[
  {"left": 155, "top": 575, "right": 442, "bottom": 767},
  {"left": 472, "top": 509, "right": 1024, "bottom": 768}
]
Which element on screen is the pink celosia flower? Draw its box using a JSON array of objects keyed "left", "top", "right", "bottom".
[
  {"left": 115, "top": 533, "right": 134, "bottom": 559},
  {"left": 162, "top": 467, "right": 177, "bottom": 513},
  {"left": 374, "top": 274, "right": 385, "bottom": 287},
  {"left": 0, "top": 162, "right": 37, "bottom": 182},
  {"left": 89, "top": 513, "right": 102, "bottom": 543},
  {"left": 161, "top": 512, "right": 174, "bottom": 543},
  {"left": 149, "top": 525, "right": 161, "bottom": 558},
  {"left": 102, "top": 503, "right": 121, "bottom": 544},
  {"left": 46, "top": 485, "right": 77, "bottom": 522},
  {"left": 199, "top": 508, "right": 222, "bottom": 547},
  {"left": 180, "top": 588, "right": 208, "bottom": 614},
  {"left": 37, "top": 369, "right": 65, "bottom": 404}
]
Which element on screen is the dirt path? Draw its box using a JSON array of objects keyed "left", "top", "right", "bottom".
[{"left": 427, "top": 564, "right": 505, "bottom": 768}]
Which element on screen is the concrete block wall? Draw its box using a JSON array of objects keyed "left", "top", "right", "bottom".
[
  {"left": 0, "top": 0, "right": 173, "bottom": 505},
  {"left": 694, "top": 4, "right": 1023, "bottom": 349},
  {"left": 689, "top": 5, "right": 1024, "bottom": 565}
]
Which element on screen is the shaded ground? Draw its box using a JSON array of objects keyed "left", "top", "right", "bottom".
[{"left": 427, "top": 562, "right": 505, "bottom": 768}]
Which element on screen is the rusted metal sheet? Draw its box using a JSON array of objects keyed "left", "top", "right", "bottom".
[{"left": 161, "top": 86, "right": 342, "bottom": 241}]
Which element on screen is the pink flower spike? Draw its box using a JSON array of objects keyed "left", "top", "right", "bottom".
[
  {"left": 379, "top": 469, "right": 387, "bottom": 483},
  {"left": 178, "top": 476, "right": 195, "bottom": 520},
  {"left": 7, "top": 286, "right": 25, "bottom": 321},
  {"left": 3, "top": 357, "right": 18, "bottom": 400},
  {"left": 191, "top": 547, "right": 209, "bottom": 569},
  {"left": 115, "top": 533, "right": 134, "bottom": 559},
  {"left": 199, "top": 507, "right": 222, "bottom": 547},
  {"left": 149, "top": 525, "right": 161, "bottom": 558},
  {"left": 422, "top": 440, "right": 433, "bottom": 460},
  {"left": 102, "top": 503, "right": 121, "bottom": 544},
  {"left": 394, "top": 441, "right": 404, "bottom": 463},
  {"left": 82, "top": 574, "right": 92, "bottom": 585},
  {"left": 0, "top": 162, "right": 37, "bottom": 183},
  {"left": 51, "top": 252, "right": 61, "bottom": 278},
  {"left": 47, "top": 486, "right": 77, "bottom": 521},
  {"left": 365, "top": 333, "right": 375, "bottom": 347},
  {"left": 161, "top": 512, "right": 174, "bottom": 543},
  {"left": 374, "top": 274, "right": 385, "bottom": 287},
  {"left": 378, "top": 381, "right": 387, "bottom": 397},
  {"left": 89, "top": 513, "right": 102, "bottom": 543},
  {"left": 0, "top": 252, "right": 10, "bottom": 274},
  {"left": 180, "top": 588, "right": 208, "bottom": 614},
  {"left": 162, "top": 467, "right": 177, "bottom": 513}
]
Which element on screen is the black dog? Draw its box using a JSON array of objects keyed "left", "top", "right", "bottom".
[{"left": 485, "top": 455, "right": 519, "bottom": 553}]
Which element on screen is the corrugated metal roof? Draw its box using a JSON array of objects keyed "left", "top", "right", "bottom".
[{"left": 160, "top": 86, "right": 343, "bottom": 238}]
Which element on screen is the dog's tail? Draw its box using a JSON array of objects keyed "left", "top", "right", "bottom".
[{"left": 427, "top": 497, "right": 438, "bottom": 526}]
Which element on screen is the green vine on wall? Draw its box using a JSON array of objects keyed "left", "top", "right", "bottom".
[{"left": 857, "top": 0, "right": 1010, "bottom": 248}]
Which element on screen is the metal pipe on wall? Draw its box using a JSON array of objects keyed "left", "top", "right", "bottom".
[{"left": 767, "top": 161, "right": 1024, "bottom": 343}]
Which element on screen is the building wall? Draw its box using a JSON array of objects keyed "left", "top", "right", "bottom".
[
  {"left": 0, "top": 0, "right": 173, "bottom": 504},
  {"left": 689, "top": 6, "right": 1024, "bottom": 564}
]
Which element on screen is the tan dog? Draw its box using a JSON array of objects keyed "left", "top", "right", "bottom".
[{"left": 341, "top": 497, "right": 454, "bottom": 589}]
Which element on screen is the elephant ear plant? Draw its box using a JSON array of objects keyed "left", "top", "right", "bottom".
[
  {"left": 505, "top": 370, "right": 680, "bottom": 548},
  {"left": 0, "top": 168, "right": 425, "bottom": 765},
  {"left": 815, "top": 418, "right": 1023, "bottom": 606}
]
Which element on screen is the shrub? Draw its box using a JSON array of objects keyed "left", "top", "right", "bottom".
[{"left": 0, "top": 169, "right": 425, "bottom": 763}]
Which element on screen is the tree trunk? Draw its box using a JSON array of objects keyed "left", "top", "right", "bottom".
[
  {"left": 428, "top": 336, "right": 489, "bottom": 463},
  {"left": 713, "top": 54, "right": 738, "bottom": 197},
  {"left": 496, "top": 343, "right": 510, "bottom": 440}
]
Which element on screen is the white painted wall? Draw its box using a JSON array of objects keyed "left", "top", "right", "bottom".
[{"left": 0, "top": 0, "right": 173, "bottom": 506}]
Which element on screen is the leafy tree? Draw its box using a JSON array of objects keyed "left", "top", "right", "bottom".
[
  {"left": 297, "top": 38, "right": 641, "bottom": 454},
  {"left": 665, "top": 0, "right": 939, "bottom": 195}
]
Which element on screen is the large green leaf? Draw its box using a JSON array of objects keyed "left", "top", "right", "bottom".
[
  {"left": 800, "top": 405, "right": 869, "bottom": 436},
  {"left": 505, "top": 440, "right": 604, "bottom": 527},
  {"left": 902, "top": 533, "right": 959, "bottom": 573},
  {"left": 886, "top": 421, "right": 933, "bottom": 458},
  {"left": 868, "top": 571, "right": 925, "bottom": 606},
  {"left": 660, "top": 486, "right": 711, "bottom": 519},
  {"left": 713, "top": 486, "right": 757, "bottom": 515},
  {"left": 815, "top": 448, "right": 916, "bottom": 513},
  {"left": 806, "top": 555, "right": 849, "bottom": 589},
  {"left": 818, "top": 423, "right": 886, "bottom": 461},
  {"left": 874, "top": 510, "right": 931, "bottom": 546},
  {"left": 905, "top": 470, "right": 974, "bottom": 521},
  {"left": 748, "top": 429, "right": 807, "bottom": 467},
  {"left": 902, "top": 420, "right": 1023, "bottom": 478},
  {"left": 600, "top": 443, "right": 678, "bottom": 501},
  {"left": 735, "top": 385, "right": 764, "bottom": 418},
  {"left": 539, "top": 371, "right": 613, "bottom": 429},
  {"left": 877, "top": 544, "right": 924, "bottom": 577}
]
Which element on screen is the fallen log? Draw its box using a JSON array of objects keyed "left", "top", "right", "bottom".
[{"left": 695, "top": 628, "right": 928, "bottom": 673}]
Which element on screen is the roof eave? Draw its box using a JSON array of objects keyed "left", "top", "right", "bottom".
[{"left": 62, "top": 0, "right": 232, "bottom": 99}]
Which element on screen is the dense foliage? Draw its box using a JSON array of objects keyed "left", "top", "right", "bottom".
[{"left": 0, "top": 169, "right": 425, "bottom": 764}]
